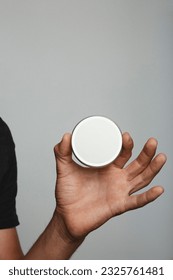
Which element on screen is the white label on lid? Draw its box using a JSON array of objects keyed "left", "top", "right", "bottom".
[{"left": 72, "top": 116, "right": 122, "bottom": 167}]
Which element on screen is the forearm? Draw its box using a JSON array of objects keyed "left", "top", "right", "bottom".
[{"left": 24, "top": 211, "right": 84, "bottom": 260}]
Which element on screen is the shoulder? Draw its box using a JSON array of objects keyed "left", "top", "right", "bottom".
[{"left": 0, "top": 118, "right": 15, "bottom": 147}]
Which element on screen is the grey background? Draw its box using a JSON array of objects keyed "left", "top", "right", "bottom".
[{"left": 0, "top": 0, "right": 172, "bottom": 259}]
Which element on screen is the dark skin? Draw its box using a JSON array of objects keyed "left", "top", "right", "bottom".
[
  {"left": 54, "top": 132, "right": 166, "bottom": 241},
  {"left": 0, "top": 132, "right": 167, "bottom": 259}
]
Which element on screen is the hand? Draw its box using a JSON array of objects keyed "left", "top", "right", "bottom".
[{"left": 54, "top": 132, "right": 166, "bottom": 241}]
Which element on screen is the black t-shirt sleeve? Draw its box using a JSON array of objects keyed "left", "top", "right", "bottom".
[{"left": 0, "top": 118, "right": 19, "bottom": 229}]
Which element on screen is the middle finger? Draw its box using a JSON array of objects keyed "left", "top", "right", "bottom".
[{"left": 125, "top": 138, "right": 158, "bottom": 180}]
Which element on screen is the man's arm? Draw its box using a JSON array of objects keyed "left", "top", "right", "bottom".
[
  {"left": 0, "top": 228, "right": 23, "bottom": 259},
  {"left": 19, "top": 132, "right": 166, "bottom": 260},
  {"left": 24, "top": 213, "right": 84, "bottom": 260}
]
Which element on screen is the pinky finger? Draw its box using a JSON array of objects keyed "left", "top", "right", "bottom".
[{"left": 126, "top": 186, "right": 164, "bottom": 211}]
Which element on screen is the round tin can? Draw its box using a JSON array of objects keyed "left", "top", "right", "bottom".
[{"left": 71, "top": 116, "right": 122, "bottom": 167}]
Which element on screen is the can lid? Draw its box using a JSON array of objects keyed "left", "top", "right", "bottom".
[{"left": 71, "top": 116, "right": 122, "bottom": 167}]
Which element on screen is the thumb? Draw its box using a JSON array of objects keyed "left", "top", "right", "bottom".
[{"left": 54, "top": 133, "right": 73, "bottom": 163}]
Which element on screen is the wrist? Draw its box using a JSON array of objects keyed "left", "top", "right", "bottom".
[
  {"left": 25, "top": 211, "right": 84, "bottom": 260},
  {"left": 52, "top": 210, "right": 85, "bottom": 245}
]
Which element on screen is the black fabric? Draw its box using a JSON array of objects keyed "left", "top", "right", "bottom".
[{"left": 0, "top": 118, "right": 19, "bottom": 229}]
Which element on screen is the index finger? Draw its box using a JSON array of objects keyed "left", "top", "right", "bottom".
[{"left": 113, "top": 132, "right": 134, "bottom": 168}]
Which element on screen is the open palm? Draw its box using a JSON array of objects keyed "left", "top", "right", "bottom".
[{"left": 54, "top": 132, "right": 166, "bottom": 239}]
